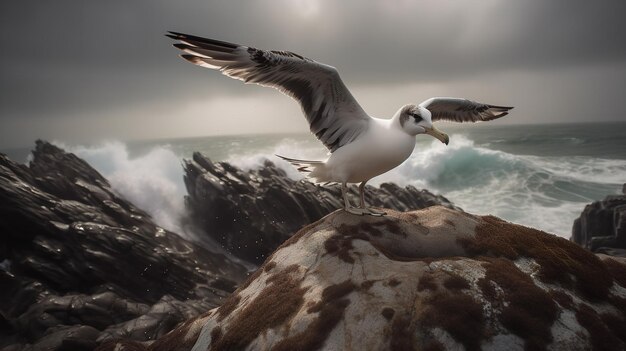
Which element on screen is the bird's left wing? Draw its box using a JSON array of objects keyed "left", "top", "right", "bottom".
[
  {"left": 167, "top": 31, "right": 371, "bottom": 152},
  {"left": 420, "top": 97, "right": 513, "bottom": 122}
]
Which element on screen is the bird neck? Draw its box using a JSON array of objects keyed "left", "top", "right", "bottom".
[{"left": 390, "top": 108, "right": 409, "bottom": 131}]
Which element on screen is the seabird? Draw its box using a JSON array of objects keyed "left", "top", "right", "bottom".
[{"left": 167, "top": 32, "right": 512, "bottom": 216}]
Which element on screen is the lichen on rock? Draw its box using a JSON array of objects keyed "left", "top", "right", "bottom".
[{"left": 101, "top": 206, "right": 626, "bottom": 351}]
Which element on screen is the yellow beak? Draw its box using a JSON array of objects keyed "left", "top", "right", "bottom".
[{"left": 424, "top": 126, "right": 449, "bottom": 145}]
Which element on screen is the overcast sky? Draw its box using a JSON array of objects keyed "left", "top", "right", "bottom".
[{"left": 1, "top": 0, "right": 626, "bottom": 148}]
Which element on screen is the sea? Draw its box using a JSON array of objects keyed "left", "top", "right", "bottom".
[{"left": 3, "top": 121, "right": 625, "bottom": 240}]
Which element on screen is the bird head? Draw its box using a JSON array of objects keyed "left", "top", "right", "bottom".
[{"left": 398, "top": 104, "right": 449, "bottom": 145}]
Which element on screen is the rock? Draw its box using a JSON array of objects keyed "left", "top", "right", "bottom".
[
  {"left": 0, "top": 141, "right": 249, "bottom": 350},
  {"left": 32, "top": 325, "right": 100, "bottom": 351},
  {"left": 100, "top": 206, "right": 626, "bottom": 351},
  {"left": 571, "top": 186, "right": 626, "bottom": 256},
  {"left": 184, "top": 152, "right": 459, "bottom": 264},
  {"left": 596, "top": 247, "right": 626, "bottom": 257}
]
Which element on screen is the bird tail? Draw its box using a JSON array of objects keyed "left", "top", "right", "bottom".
[{"left": 275, "top": 154, "right": 328, "bottom": 182}]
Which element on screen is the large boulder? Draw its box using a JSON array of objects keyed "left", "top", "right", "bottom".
[
  {"left": 183, "top": 152, "right": 459, "bottom": 264},
  {"left": 571, "top": 185, "right": 626, "bottom": 256},
  {"left": 101, "top": 206, "right": 626, "bottom": 351},
  {"left": 0, "top": 141, "right": 249, "bottom": 350}
]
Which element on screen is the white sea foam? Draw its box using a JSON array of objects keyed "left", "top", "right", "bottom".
[
  {"left": 55, "top": 141, "right": 189, "bottom": 237},
  {"left": 227, "top": 134, "right": 624, "bottom": 237},
  {"left": 523, "top": 155, "right": 626, "bottom": 185},
  {"left": 380, "top": 136, "right": 623, "bottom": 236},
  {"left": 231, "top": 137, "right": 328, "bottom": 180},
  {"left": 48, "top": 132, "right": 623, "bottom": 241}
]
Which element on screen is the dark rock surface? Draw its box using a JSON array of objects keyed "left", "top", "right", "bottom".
[
  {"left": 0, "top": 141, "right": 249, "bottom": 350},
  {"left": 571, "top": 185, "right": 626, "bottom": 256},
  {"left": 183, "top": 152, "right": 460, "bottom": 264}
]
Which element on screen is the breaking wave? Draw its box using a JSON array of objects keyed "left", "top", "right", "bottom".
[
  {"left": 392, "top": 136, "right": 624, "bottom": 236},
  {"left": 56, "top": 141, "right": 188, "bottom": 237},
  {"left": 228, "top": 135, "right": 625, "bottom": 237},
  {"left": 48, "top": 130, "right": 625, "bottom": 240}
]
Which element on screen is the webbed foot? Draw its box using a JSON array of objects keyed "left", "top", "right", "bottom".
[
  {"left": 366, "top": 208, "right": 387, "bottom": 216},
  {"left": 344, "top": 207, "right": 386, "bottom": 216},
  {"left": 344, "top": 207, "right": 369, "bottom": 216}
]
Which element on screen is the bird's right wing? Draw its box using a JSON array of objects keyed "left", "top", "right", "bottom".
[
  {"left": 167, "top": 31, "right": 371, "bottom": 152},
  {"left": 420, "top": 97, "right": 513, "bottom": 122}
]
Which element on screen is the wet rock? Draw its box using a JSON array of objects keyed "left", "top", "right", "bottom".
[
  {"left": 0, "top": 141, "right": 249, "bottom": 350},
  {"left": 571, "top": 186, "right": 626, "bottom": 256},
  {"left": 96, "top": 295, "right": 211, "bottom": 343},
  {"left": 184, "top": 152, "right": 459, "bottom": 264},
  {"left": 101, "top": 206, "right": 626, "bottom": 351},
  {"left": 32, "top": 325, "right": 100, "bottom": 351}
]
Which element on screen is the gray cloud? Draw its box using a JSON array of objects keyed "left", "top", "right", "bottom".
[{"left": 1, "top": 0, "right": 626, "bottom": 147}]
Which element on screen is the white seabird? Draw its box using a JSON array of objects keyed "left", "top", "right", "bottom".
[{"left": 167, "top": 32, "right": 513, "bottom": 216}]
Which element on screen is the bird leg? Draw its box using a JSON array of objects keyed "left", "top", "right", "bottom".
[
  {"left": 358, "top": 181, "right": 367, "bottom": 208},
  {"left": 340, "top": 181, "right": 386, "bottom": 216},
  {"left": 343, "top": 182, "right": 371, "bottom": 216},
  {"left": 358, "top": 180, "right": 386, "bottom": 216}
]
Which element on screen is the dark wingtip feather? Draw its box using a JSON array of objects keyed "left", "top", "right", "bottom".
[
  {"left": 488, "top": 104, "right": 514, "bottom": 110},
  {"left": 173, "top": 43, "right": 191, "bottom": 50},
  {"left": 165, "top": 31, "right": 239, "bottom": 49},
  {"left": 180, "top": 54, "right": 203, "bottom": 64},
  {"left": 167, "top": 31, "right": 185, "bottom": 38},
  {"left": 166, "top": 32, "right": 184, "bottom": 39}
]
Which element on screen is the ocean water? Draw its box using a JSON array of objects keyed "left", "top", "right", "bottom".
[{"left": 3, "top": 122, "right": 625, "bottom": 239}]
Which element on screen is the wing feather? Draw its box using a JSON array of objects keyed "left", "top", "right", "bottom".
[
  {"left": 420, "top": 97, "right": 513, "bottom": 123},
  {"left": 168, "top": 31, "right": 370, "bottom": 152}
]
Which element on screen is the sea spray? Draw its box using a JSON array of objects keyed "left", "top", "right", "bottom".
[
  {"left": 232, "top": 136, "right": 326, "bottom": 180},
  {"left": 225, "top": 134, "right": 624, "bottom": 237},
  {"left": 43, "top": 124, "right": 625, "bottom": 240},
  {"left": 55, "top": 141, "right": 189, "bottom": 237}
]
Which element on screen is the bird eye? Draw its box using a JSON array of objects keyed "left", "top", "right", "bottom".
[{"left": 410, "top": 113, "right": 422, "bottom": 122}]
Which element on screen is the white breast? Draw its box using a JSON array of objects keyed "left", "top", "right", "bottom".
[{"left": 325, "top": 118, "right": 416, "bottom": 183}]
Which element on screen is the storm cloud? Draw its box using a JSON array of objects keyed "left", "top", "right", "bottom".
[{"left": 1, "top": 0, "right": 626, "bottom": 148}]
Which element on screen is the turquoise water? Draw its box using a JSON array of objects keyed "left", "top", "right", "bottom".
[{"left": 3, "top": 121, "right": 625, "bottom": 238}]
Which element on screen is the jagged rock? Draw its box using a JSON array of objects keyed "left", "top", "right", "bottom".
[
  {"left": 571, "top": 185, "right": 626, "bottom": 256},
  {"left": 100, "top": 206, "right": 626, "bottom": 351},
  {"left": 183, "top": 152, "right": 459, "bottom": 264},
  {"left": 0, "top": 141, "right": 249, "bottom": 350}
]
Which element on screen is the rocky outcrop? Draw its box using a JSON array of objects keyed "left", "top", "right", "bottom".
[
  {"left": 571, "top": 185, "right": 626, "bottom": 257},
  {"left": 0, "top": 141, "right": 249, "bottom": 350},
  {"left": 102, "top": 206, "right": 626, "bottom": 351},
  {"left": 183, "top": 152, "right": 459, "bottom": 264}
]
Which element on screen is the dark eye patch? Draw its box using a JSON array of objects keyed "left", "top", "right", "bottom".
[{"left": 409, "top": 113, "right": 422, "bottom": 122}]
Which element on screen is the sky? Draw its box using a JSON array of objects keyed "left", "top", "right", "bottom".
[{"left": 1, "top": 0, "right": 626, "bottom": 148}]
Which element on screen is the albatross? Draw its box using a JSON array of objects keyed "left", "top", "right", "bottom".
[{"left": 167, "top": 32, "right": 513, "bottom": 216}]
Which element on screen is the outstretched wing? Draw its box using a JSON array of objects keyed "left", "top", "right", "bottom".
[
  {"left": 420, "top": 97, "right": 513, "bottom": 122},
  {"left": 167, "top": 31, "right": 371, "bottom": 152}
]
